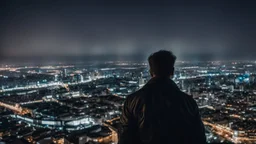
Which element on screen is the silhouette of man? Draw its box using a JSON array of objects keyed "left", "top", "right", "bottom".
[{"left": 118, "top": 50, "right": 206, "bottom": 144}]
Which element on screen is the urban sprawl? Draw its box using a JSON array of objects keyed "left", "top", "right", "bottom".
[{"left": 0, "top": 61, "right": 256, "bottom": 144}]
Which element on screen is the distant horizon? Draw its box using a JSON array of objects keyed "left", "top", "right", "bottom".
[{"left": 1, "top": 53, "right": 256, "bottom": 65}]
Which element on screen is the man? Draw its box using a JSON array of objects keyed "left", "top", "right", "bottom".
[{"left": 118, "top": 50, "right": 206, "bottom": 144}]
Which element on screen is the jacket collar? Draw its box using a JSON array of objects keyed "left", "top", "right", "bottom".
[{"left": 145, "top": 77, "right": 180, "bottom": 90}]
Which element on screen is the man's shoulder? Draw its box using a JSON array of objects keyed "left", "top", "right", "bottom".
[
  {"left": 180, "top": 91, "right": 194, "bottom": 100},
  {"left": 126, "top": 88, "right": 146, "bottom": 102},
  {"left": 178, "top": 91, "right": 199, "bottom": 111}
]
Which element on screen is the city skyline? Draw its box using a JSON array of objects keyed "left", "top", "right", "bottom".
[{"left": 1, "top": 60, "right": 256, "bottom": 143}]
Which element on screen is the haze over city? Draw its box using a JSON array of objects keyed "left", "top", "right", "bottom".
[{"left": 1, "top": 0, "right": 256, "bottom": 62}]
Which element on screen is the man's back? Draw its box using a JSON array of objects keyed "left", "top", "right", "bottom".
[{"left": 119, "top": 77, "right": 206, "bottom": 144}]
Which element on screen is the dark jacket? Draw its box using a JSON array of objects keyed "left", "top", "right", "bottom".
[{"left": 118, "top": 77, "right": 206, "bottom": 144}]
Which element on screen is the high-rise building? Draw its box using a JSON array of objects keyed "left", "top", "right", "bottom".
[
  {"left": 181, "top": 80, "right": 185, "bottom": 90},
  {"left": 64, "top": 69, "right": 67, "bottom": 77},
  {"left": 80, "top": 75, "right": 84, "bottom": 82},
  {"left": 139, "top": 72, "right": 145, "bottom": 87},
  {"left": 229, "top": 85, "right": 234, "bottom": 92},
  {"left": 139, "top": 78, "right": 145, "bottom": 87},
  {"left": 54, "top": 75, "right": 58, "bottom": 82}
]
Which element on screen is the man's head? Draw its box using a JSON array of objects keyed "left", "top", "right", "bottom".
[{"left": 148, "top": 50, "right": 176, "bottom": 78}]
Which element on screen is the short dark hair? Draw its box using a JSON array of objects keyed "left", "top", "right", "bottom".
[{"left": 148, "top": 50, "right": 176, "bottom": 77}]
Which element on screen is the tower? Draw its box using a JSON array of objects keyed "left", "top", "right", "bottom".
[
  {"left": 63, "top": 69, "right": 67, "bottom": 77},
  {"left": 54, "top": 74, "right": 58, "bottom": 82},
  {"left": 139, "top": 72, "right": 145, "bottom": 87},
  {"left": 139, "top": 78, "right": 145, "bottom": 87},
  {"left": 230, "top": 85, "right": 234, "bottom": 92},
  {"left": 80, "top": 75, "right": 84, "bottom": 82},
  {"left": 181, "top": 80, "right": 185, "bottom": 90}
]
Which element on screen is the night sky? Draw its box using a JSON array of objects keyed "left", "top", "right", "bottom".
[{"left": 1, "top": 0, "right": 256, "bottom": 61}]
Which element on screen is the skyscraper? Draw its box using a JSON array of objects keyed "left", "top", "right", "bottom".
[
  {"left": 139, "top": 72, "right": 145, "bottom": 87},
  {"left": 54, "top": 75, "right": 58, "bottom": 82},
  {"left": 64, "top": 69, "right": 67, "bottom": 77},
  {"left": 80, "top": 75, "right": 84, "bottom": 82}
]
